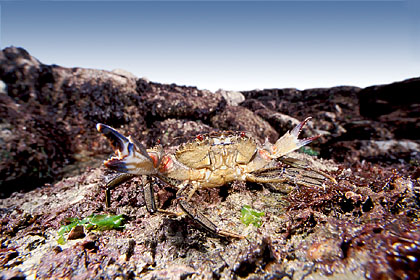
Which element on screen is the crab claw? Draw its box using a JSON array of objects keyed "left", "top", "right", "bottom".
[
  {"left": 97, "top": 123, "right": 157, "bottom": 175},
  {"left": 270, "top": 117, "right": 320, "bottom": 158},
  {"left": 290, "top": 117, "right": 320, "bottom": 147}
]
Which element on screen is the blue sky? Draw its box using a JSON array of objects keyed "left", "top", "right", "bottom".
[{"left": 1, "top": 1, "right": 419, "bottom": 91}]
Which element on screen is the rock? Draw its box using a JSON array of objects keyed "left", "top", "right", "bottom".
[
  {"left": 359, "top": 77, "right": 420, "bottom": 118},
  {"left": 151, "top": 119, "right": 214, "bottom": 146},
  {"left": 0, "top": 88, "right": 74, "bottom": 197},
  {"left": 0, "top": 46, "right": 419, "bottom": 279},
  {"left": 241, "top": 86, "right": 361, "bottom": 147},
  {"left": 0, "top": 248, "right": 19, "bottom": 267},
  {"left": 0, "top": 269, "right": 25, "bottom": 280},
  {"left": 67, "top": 225, "right": 86, "bottom": 240},
  {"left": 140, "top": 83, "right": 226, "bottom": 120},
  {"left": 341, "top": 120, "right": 394, "bottom": 140},
  {"left": 149, "top": 265, "right": 196, "bottom": 279},
  {"left": 241, "top": 86, "right": 361, "bottom": 121},
  {"left": 0, "top": 80, "right": 6, "bottom": 94},
  {"left": 326, "top": 139, "right": 420, "bottom": 166},
  {"left": 378, "top": 111, "right": 420, "bottom": 140},
  {"left": 307, "top": 239, "right": 343, "bottom": 262},
  {"left": 359, "top": 77, "right": 420, "bottom": 139},
  {"left": 256, "top": 109, "right": 300, "bottom": 129},
  {"left": 0, "top": 47, "right": 145, "bottom": 196},
  {"left": 111, "top": 68, "right": 138, "bottom": 80},
  {"left": 136, "top": 77, "right": 152, "bottom": 93},
  {"left": 210, "top": 105, "right": 278, "bottom": 143},
  {"left": 253, "top": 110, "right": 320, "bottom": 139},
  {"left": 216, "top": 89, "right": 245, "bottom": 106}
]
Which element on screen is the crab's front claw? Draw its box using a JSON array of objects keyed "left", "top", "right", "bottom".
[
  {"left": 270, "top": 117, "right": 320, "bottom": 158},
  {"left": 290, "top": 117, "right": 320, "bottom": 146},
  {"left": 97, "top": 123, "right": 157, "bottom": 175},
  {"left": 97, "top": 123, "right": 131, "bottom": 155}
]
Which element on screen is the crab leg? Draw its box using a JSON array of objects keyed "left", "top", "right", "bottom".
[
  {"left": 104, "top": 174, "right": 159, "bottom": 213},
  {"left": 104, "top": 173, "right": 136, "bottom": 208},
  {"left": 143, "top": 180, "right": 157, "bottom": 213},
  {"left": 178, "top": 198, "right": 244, "bottom": 239},
  {"left": 186, "top": 182, "right": 200, "bottom": 201},
  {"left": 279, "top": 157, "right": 337, "bottom": 184},
  {"left": 247, "top": 166, "right": 337, "bottom": 188},
  {"left": 246, "top": 173, "right": 289, "bottom": 184}
]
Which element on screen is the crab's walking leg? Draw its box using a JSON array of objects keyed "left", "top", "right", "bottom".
[
  {"left": 311, "top": 170, "right": 337, "bottom": 184},
  {"left": 245, "top": 172, "right": 289, "bottom": 184},
  {"left": 104, "top": 173, "right": 135, "bottom": 208},
  {"left": 104, "top": 174, "right": 160, "bottom": 213},
  {"left": 247, "top": 166, "right": 337, "bottom": 188},
  {"left": 186, "top": 182, "right": 200, "bottom": 201},
  {"left": 175, "top": 181, "right": 190, "bottom": 198},
  {"left": 143, "top": 180, "right": 157, "bottom": 213},
  {"left": 178, "top": 198, "right": 244, "bottom": 239},
  {"left": 280, "top": 157, "right": 337, "bottom": 184}
]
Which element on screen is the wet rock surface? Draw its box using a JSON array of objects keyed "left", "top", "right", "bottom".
[{"left": 0, "top": 47, "right": 419, "bottom": 279}]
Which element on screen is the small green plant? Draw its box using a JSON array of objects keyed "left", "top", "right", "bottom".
[
  {"left": 57, "top": 214, "right": 125, "bottom": 244},
  {"left": 299, "top": 146, "right": 320, "bottom": 156},
  {"left": 240, "top": 205, "right": 265, "bottom": 228}
]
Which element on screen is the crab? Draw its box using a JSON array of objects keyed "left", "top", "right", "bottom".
[{"left": 97, "top": 117, "right": 335, "bottom": 238}]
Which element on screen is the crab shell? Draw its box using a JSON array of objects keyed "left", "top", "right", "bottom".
[{"left": 96, "top": 118, "right": 318, "bottom": 189}]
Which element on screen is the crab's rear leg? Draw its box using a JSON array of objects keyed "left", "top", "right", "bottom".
[
  {"left": 174, "top": 182, "right": 244, "bottom": 238},
  {"left": 245, "top": 172, "right": 289, "bottom": 184},
  {"left": 280, "top": 157, "right": 338, "bottom": 184},
  {"left": 247, "top": 165, "right": 337, "bottom": 188},
  {"left": 178, "top": 198, "right": 245, "bottom": 239}
]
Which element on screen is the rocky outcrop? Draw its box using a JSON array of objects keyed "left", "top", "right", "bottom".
[
  {"left": 0, "top": 47, "right": 146, "bottom": 196},
  {"left": 0, "top": 46, "right": 419, "bottom": 280},
  {"left": 242, "top": 84, "right": 420, "bottom": 169},
  {"left": 1, "top": 46, "right": 419, "bottom": 195},
  {"left": 359, "top": 78, "right": 420, "bottom": 139}
]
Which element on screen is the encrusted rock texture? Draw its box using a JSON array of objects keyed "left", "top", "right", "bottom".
[{"left": 0, "top": 47, "right": 419, "bottom": 279}]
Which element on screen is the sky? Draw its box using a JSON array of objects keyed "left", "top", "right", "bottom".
[{"left": 0, "top": 0, "right": 419, "bottom": 91}]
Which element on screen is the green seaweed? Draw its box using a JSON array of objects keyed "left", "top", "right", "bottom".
[
  {"left": 299, "top": 146, "right": 320, "bottom": 157},
  {"left": 240, "top": 205, "right": 265, "bottom": 228},
  {"left": 84, "top": 214, "right": 125, "bottom": 230},
  {"left": 57, "top": 214, "right": 125, "bottom": 244}
]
